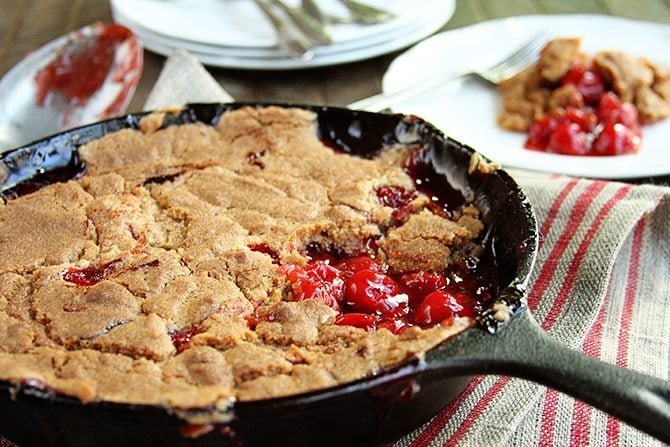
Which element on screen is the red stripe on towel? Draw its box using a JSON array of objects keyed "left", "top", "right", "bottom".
[
  {"left": 605, "top": 218, "right": 646, "bottom": 444},
  {"left": 570, "top": 285, "right": 610, "bottom": 446},
  {"left": 409, "top": 376, "right": 487, "bottom": 447},
  {"left": 539, "top": 388, "right": 560, "bottom": 446},
  {"left": 616, "top": 218, "right": 644, "bottom": 369},
  {"left": 528, "top": 181, "right": 607, "bottom": 312},
  {"left": 538, "top": 178, "right": 580, "bottom": 249},
  {"left": 541, "top": 185, "right": 633, "bottom": 331},
  {"left": 536, "top": 184, "right": 633, "bottom": 446},
  {"left": 444, "top": 377, "right": 512, "bottom": 446}
]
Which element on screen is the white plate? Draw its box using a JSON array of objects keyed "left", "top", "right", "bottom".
[
  {"left": 111, "top": 0, "right": 449, "bottom": 50},
  {"left": 111, "top": 1, "right": 440, "bottom": 59},
  {"left": 383, "top": 15, "right": 670, "bottom": 179},
  {"left": 114, "top": 1, "right": 454, "bottom": 69},
  {"left": 133, "top": 11, "right": 451, "bottom": 69}
]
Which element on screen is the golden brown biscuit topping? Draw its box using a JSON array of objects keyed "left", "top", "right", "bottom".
[{"left": 0, "top": 106, "right": 487, "bottom": 413}]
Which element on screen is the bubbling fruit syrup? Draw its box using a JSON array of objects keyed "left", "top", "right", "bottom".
[{"left": 280, "top": 145, "right": 496, "bottom": 333}]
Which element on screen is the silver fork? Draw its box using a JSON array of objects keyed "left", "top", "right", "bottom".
[
  {"left": 349, "top": 32, "right": 548, "bottom": 112},
  {"left": 254, "top": 0, "right": 316, "bottom": 61}
]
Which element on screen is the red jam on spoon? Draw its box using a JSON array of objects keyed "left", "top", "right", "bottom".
[
  {"left": 33, "top": 23, "right": 142, "bottom": 123},
  {"left": 35, "top": 24, "right": 133, "bottom": 106}
]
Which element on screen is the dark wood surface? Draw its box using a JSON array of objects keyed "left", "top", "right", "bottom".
[{"left": 2, "top": 0, "right": 670, "bottom": 183}]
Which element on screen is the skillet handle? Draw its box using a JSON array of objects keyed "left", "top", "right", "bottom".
[{"left": 426, "top": 310, "right": 670, "bottom": 443}]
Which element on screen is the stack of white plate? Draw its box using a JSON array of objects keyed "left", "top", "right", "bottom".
[{"left": 110, "top": 0, "right": 455, "bottom": 70}]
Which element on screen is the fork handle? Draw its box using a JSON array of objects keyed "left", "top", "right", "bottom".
[
  {"left": 347, "top": 68, "right": 472, "bottom": 112},
  {"left": 254, "top": 0, "right": 314, "bottom": 61}
]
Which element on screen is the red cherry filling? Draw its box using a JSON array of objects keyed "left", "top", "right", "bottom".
[
  {"left": 248, "top": 243, "right": 280, "bottom": 263},
  {"left": 523, "top": 66, "right": 642, "bottom": 156},
  {"left": 397, "top": 271, "right": 448, "bottom": 305},
  {"left": 561, "top": 65, "right": 606, "bottom": 104},
  {"left": 335, "top": 255, "right": 384, "bottom": 277},
  {"left": 561, "top": 107, "right": 598, "bottom": 132},
  {"left": 547, "top": 123, "right": 590, "bottom": 155},
  {"left": 596, "top": 92, "right": 640, "bottom": 131},
  {"left": 282, "top": 246, "right": 488, "bottom": 334},
  {"left": 525, "top": 116, "right": 559, "bottom": 150},
  {"left": 170, "top": 325, "right": 202, "bottom": 354},
  {"left": 376, "top": 317, "right": 411, "bottom": 334},
  {"left": 375, "top": 185, "right": 416, "bottom": 222},
  {"left": 413, "top": 290, "right": 476, "bottom": 326},
  {"left": 35, "top": 24, "right": 134, "bottom": 107},
  {"left": 592, "top": 122, "right": 641, "bottom": 156},
  {"left": 343, "top": 269, "right": 408, "bottom": 317},
  {"left": 335, "top": 313, "right": 378, "bottom": 331},
  {"left": 280, "top": 262, "right": 344, "bottom": 311},
  {"left": 62, "top": 260, "right": 120, "bottom": 286}
]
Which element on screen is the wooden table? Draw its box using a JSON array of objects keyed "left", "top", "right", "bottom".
[{"left": 3, "top": 0, "right": 670, "bottom": 113}]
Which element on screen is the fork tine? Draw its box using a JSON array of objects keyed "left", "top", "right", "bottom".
[
  {"left": 488, "top": 32, "right": 548, "bottom": 72},
  {"left": 349, "top": 32, "right": 550, "bottom": 111},
  {"left": 482, "top": 33, "right": 548, "bottom": 84},
  {"left": 273, "top": 0, "right": 332, "bottom": 45}
]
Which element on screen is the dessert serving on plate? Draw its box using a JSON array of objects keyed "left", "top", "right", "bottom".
[
  {"left": 497, "top": 37, "right": 670, "bottom": 156},
  {"left": 0, "top": 106, "right": 500, "bottom": 414}
]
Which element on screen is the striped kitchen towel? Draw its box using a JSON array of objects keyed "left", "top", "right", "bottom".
[{"left": 395, "top": 170, "right": 670, "bottom": 447}]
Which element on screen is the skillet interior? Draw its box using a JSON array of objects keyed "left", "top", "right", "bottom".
[{"left": 0, "top": 103, "right": 537, "bottom": 446}]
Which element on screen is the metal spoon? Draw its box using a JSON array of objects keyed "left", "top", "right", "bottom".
[{"left": 0, "top": 22, "right": 143, "bottom": 152}]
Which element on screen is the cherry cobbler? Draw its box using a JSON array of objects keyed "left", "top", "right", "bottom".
[
  {"left": 497, "top": 37, "right": 670, "bottom": 156},
  {"left": 0, "top": 106, "right": 495, "bottom": 413}
]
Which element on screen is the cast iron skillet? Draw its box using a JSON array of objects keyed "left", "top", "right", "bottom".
[{"left": 0, "top": 103, "right": 668, "bottom": 446}]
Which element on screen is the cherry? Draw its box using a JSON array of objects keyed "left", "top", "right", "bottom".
[
  {"left": 335, "top": 255, "right": 383, "bottom": 277},
  {"left": 591, "top": 122, "right": 640, "bottom": 155},
  {"left": 413, "top": 290, "right": 476, "bottom": 326},
  {"left": 377, "top": 317, "right": 410, "bottom": 334},
  {"left": 521, "top": 61, "right": 647, "bottom": 158},
  {"left": 397, "top": 271, "right": 448, "bottom": 305},
  {"left": 524, "top": 116, "right": 558, "bottom": 150},
  {"left": 561, "top": 107, "right": 598, "bottom": 132},
  {"left": 547, "top": 123, "right": 590, "bottom": 155},
  {"left": 170, "top": 325, "right": 202, "bottom": 354},
  {"left": 335, "top": 313, "right": 377, "bottom": 331},
  {"left": 343, "top": 270, "right": 408, "bottom": 317},
  {"left": 596, "top": 92, "right": 641, "bottom": 134},
  {"left": 561, "top": 65, "right": 607, "bottom": 104},
  {"left": 281, "top": 262, "right": 344, "bottom": 310}
]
